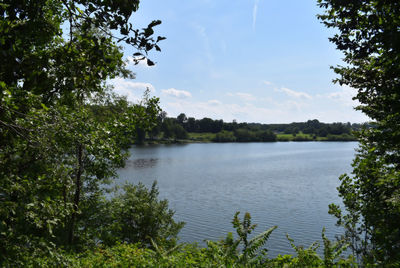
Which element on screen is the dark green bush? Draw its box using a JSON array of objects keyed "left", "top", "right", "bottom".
[
  {"left": 293, "top": 136, "right": 313, "bottom": 141},
  {"left": 326, "top": 134, "right": 355, "bottom": 141},
  {"left": 213, "top": 130, "right": 236, "bottom": 142},
  {"left": 100, "top": 182, "right": 185, "bottom": 249}
]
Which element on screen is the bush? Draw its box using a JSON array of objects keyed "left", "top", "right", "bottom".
[
  {"left": 213, "top": 130, "right": 236, "bottom": 142},
  {"left": 234, "top": 128, "right": 257, "bottom": 142},
  {"left": 100, "top": 182, "right": 185, "bottom": 249},
  {"left": 22, "top": 212, "right": 357, "bottom": 267},
  {"left": 293, "top": 136, "right": 313, "bottom": 141},
  {"left": 174, "top": 124, "right": 189, "bottom": 139},
  {"left": 256, "top": 130, "right": 277, "bottom": 142},
  {"left": 326, "top": 134, "right": 355, "bottom": 141}
]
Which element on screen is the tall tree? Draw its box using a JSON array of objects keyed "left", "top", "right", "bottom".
[
  {"left": 176, "top": 113, "right": 187, "bottom": 125},
  {"left": 318, "top": 0, "right": 400, "bottom": 265},
  {"left": 0, "top": 0, "right": 163, "bottom": 264}
]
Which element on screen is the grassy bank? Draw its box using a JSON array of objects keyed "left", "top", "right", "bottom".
[
  {"left": 276, "top": 132, "right": 356, "bottom": 142},
  {"left": 144, "top": 131, "right": 356, "bottom": 144}
]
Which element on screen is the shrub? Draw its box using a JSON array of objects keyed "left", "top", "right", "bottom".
[
  {"left": 213, "top": 130, "right": 236, "bottom": 142},
  {"left": 100, "top": 182, "right": 185, "bottom": 249}
]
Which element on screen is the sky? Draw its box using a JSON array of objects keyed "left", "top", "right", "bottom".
[{"left": 111, "top": 0, "right": 369, "bottom": 124}]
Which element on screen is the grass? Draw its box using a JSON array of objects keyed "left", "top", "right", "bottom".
[
  {"left": 188, "top": 132, "right": 216, "bottom": 142},
  {"left": 276, "top": 132, "right": 356, "bottom": 141},
  {"left": 277, "top": 132, "right": 314, "bottom": 141}
]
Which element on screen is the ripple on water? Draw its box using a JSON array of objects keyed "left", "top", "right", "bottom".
[{"left": 117, "top": 142, "right": 357, "bottom": 256}]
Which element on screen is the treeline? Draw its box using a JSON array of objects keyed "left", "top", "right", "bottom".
[
  {"left": 0, "top": 1, "right": 176, "bottom": 266},
  {"left": 140, "top": 112, "right": 360, "bottom": 143}
]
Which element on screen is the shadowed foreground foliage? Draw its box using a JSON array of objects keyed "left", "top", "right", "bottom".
[{"left": 22, "top": 212, "right": 357, "bottom": 267}]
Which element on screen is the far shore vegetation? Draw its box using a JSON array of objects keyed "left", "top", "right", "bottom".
[{"left": 138, "top": 113, "right": 360, "bottom": 144}]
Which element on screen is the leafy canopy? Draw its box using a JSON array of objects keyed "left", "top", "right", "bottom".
[
  {"left": 318, "top": 0, "right": 400, "bottom": 265},
  {"left": 0, "top": 0, "right": 168, "bottom": 265}
]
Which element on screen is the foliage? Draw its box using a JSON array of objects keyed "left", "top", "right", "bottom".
[
  {"left": 185, "top": 117, "right": 355, "bottom": 137},
  {"left": 269, "top": 231, "right": 355, "bottom": 267},
  {"left": 213, "top": 130, "right": 237, "bottom": 142},
  {"left": 325, "top": 134, "right": 354, "bottom": 142},
  {"left": 20, "top": 212, "right": 357, "bottom": 267},
  {"left": 99, "top": 182, "right": 184, "bottom": 249},
  {"left": 233, "top": 128, "right": 257, "bottom": 142},
  {"left": 255, "top": 129, "right": 277, "bottom": 142},
  {"left": 188, "top": 132, "right": 217, "bottom": 142},
  {"left": 233, "top": 128, "right": 276, "bottom": 142},
  {"left": 318, "top": 0, "right": 400, "bottom": 265},
  {"left": 2, "top": 0, "right": 390, "bottom": 266},
  {"left": 174, "top": 124, "right": 189, "bottom": 139},
  {"left": 134, "top": 112, "right": 358, "bottom": 143},
  {"left": 161, "top": 117, "right": 189, "bottom": 140},
  {"left": 205, "top": 212, "right": 277, "bottom": 266},
  {"left": 292, "top": 135, "right": 315, "bottom": 141},
  {"left": 0, "top": 90, "right": 161, "bottom": 264},
  {"left": 0, "top": 0, "right": 164, "bottom": 265}
]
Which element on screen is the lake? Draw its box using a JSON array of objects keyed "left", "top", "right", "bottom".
[{"left": 117, "top": 142, "right": 357, "bottom": 256}]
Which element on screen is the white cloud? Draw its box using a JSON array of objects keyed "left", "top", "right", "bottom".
[
  {"left": 161, "top": 94, "right": 368, "bottom": 123},
  {"left": 157, "top": 83, "right": 367, "bottom": 124},
  {"left": 208, "top": 99, "right": 222, "bottom": 106},
  {"left": 126, "top": 56, "right": 153, "bottom": 68},
  {"left": 110, "top": 77, "right": 155, "bottom": 102},
  {"left": 227, "top": 92, "right": 256, "bottom": 101},
  {"left": 112, "top": 78, "right": 155, "bottom": 92},
  {"left": 276, "top": 87, "right": 312, "bottom": 100},
  {"left": 280, "top": 100, "right": 310, "bottom": 112},
  {"left": 210, "top": 71, "right": 224, "bottom": 79},
  {"left": 194, "top": 24, "right": 213, "bottom": 64},
  {"left": 263, "top": 80, "right": 273, "bottom": 86},
  {"left": 162, "top": 88, "right": 192, "bottom": 99},
  {"left": 326, "top": 85, "right": 357, "bottom": 107},
  {"left": 236, "top": 92, "right": 256, "bottom": 101},
  {"left": 162, "top": 98, "right": 306, "bottom": 123},
  {"left": 252, "top": 0, "right": 260, "bottom": 30}
]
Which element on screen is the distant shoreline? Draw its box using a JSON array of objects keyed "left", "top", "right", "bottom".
[{"left": 139, "top": 131, "right": 357, "bottom": 145}]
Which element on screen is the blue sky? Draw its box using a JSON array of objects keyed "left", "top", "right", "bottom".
[{"left": 111, "top": 0, "right": 368, "bottom": 123}]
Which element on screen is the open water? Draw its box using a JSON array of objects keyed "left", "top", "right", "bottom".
[{"left": 117, "top": 142, "right": 357, "bottom": 256}]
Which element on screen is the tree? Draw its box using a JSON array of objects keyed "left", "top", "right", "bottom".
[
  {"left": 256, "top": 130, "right": 276, "bottom": 142},
  {"left": 318, "top": 0, "right": 400, "bottom": 265},
  {"left": 186, "top": 117, "right": 197, "bottom": 132},
  {"left": 160, "top": 117, "right": 188, "bottom": 140},
  {"left": 162, "top": 118, "right": 175, "bottom": 139},
  {"left": 0, "top": 0, "right": 164, "bottom": 264},
  {"left": 173, "top": 124, "right": 188, "bottom": 140},
  {"left": 234, "top": 128, "right": 257, "bottom": 142},
  {"left": 198, "top": 117, "right": 214, "bottom": 133},
  {"left": 176, "top": 113, "right": 187, "bottom": 125},
  {"left": 213, "top": 130, "right": 236, "bottom": 142}
]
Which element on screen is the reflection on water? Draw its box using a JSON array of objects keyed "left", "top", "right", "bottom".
[
  {"left": 117, "top": 142, "right": 357, "bottom": 257},
  {"left": 124, "top": 158, "right": 159, "bottom": 169}
]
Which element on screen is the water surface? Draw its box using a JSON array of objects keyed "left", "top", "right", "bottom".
[{"left": 117, "top": 142, "right": 356, "bottom": 256}]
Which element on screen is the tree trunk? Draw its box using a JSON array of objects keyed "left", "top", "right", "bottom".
[{"left": 68, "top": 143, "right": 83, "bottom": 245}]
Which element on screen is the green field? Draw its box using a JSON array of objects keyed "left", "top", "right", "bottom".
[
  {"left": 187, "top": 132, "right": 216, "bottom": 142},
  {"left": 277, "top": 132, "right": 316, "bottom": 141},
  {"left": 276, "top": 132, "right": 355, "bottom": 141}
]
